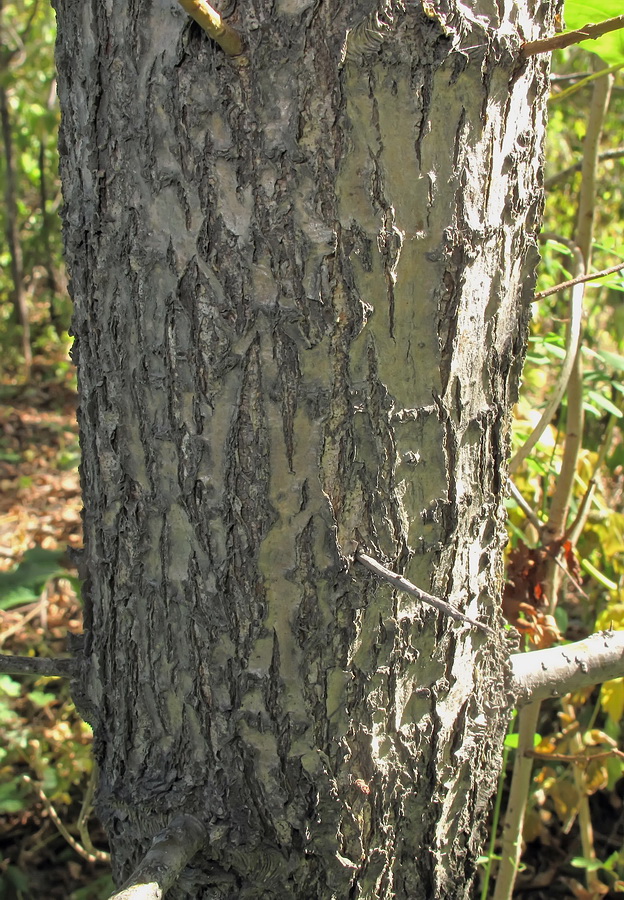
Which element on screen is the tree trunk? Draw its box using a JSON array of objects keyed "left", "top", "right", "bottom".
[{"left": 53, "top": 0, "right": 557, "bottom": 895}]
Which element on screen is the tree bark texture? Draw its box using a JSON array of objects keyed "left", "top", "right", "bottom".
[{"left": 54, "top": 0, "right": 558, "bottom": 896}]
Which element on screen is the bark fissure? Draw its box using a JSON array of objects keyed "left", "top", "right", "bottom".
[{"left": 54, "top": 0, "right": 558, "bottom": 895}]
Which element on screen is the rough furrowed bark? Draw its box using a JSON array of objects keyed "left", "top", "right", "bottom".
[{"left": 53, "top": 0, "right": 557, "bottom": 896}]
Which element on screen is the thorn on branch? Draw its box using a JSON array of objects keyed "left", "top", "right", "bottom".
[
  {"left": 354, "top": 550, "right": 496, "bottom": 637},
  {"left": 509, "top": 630, "right": 624, "bottom": 706}
]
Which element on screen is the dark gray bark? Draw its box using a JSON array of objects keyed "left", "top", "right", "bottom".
[{"left": 53, "top": 0, "right": 558, "bottom": 896}]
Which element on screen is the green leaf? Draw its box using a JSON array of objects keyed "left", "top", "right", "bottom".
[
  {"left": 571, "top": 856, "right": 605, "bottom": 871},
  {"left": 0, "top": 779, "right": 26, "bottom": 814},
  {"left": 586, "top": 390, "right": 623, "bottom": 417},
  {"left": 542, "top": 342, "right": 567, "bottom": 361},
  {"left": 504, "top": 732, "right": 541, "bottom": 749},
  {"left": 564, "top": 0, "right": 624, "bottom": 65},
  {"left": 0, "top": 675, "right": 22, "bottom": 698},
  {"left": 581, "top": 558, "right": 618, "bottom": 590},
  {"left": 27, "top": 690, "right": 56, "bottom": 708},
  {"left": 41, "top": 767, "right": 58, "bottom": 794},
  {"left": 4, "top": 864, "right": 30, "bottom": 892},
  {"left": 476, "top": 854, "right": 501, "bottom": 865},
  {"left": 602, "top": 851, "right": 620, "bottom": 872},
  {"left": 69, "top": 874, "right": 116, "bottom": 900},
  {"left": 0, "top": 547, "right": 65, "bottom": 609},
  {"left": 583, "top": 399, "right": 602, "bottom": 418},
  {"left": 555, "top": 606, "right": 569, "bottom": 634},
  {"left": 0, "top": 585, "right": 39, "bottom": 611},
  {"left": 584, "top": 347, "right": 624, "bottom": 373}
]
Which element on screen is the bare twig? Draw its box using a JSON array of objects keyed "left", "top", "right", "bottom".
[
  {"left": 354, "top": 550, "right": 495, "bottom": 637},
  {"left": 110, "top": 814, "right": 207, "bottom": 899},
  {"left": 566, "top": 410, "right": 619, "bottom": 547},
  {"left": 493, "top": 699, "right": 541, "bottom": 900},
  {"left": 0, "top": 653, "right": 76, "bottom": 678},
  {"left": 23, "top": 776, "right": 110, "bottom": 864},
  {"left": 545, "top": 147, "right": 624, "bottom": 189},
  {"left": 77, "top": 768, "right": 107, "bottom": 862},
  {"left": 522, "top": 15, "right": 624, "bottom": 58},
  {"left": 562, "top": 696, "right": 601, "bottom": 888},
  {"left": 549, "top": 65, "right": 624, "bottom": 105},
  {"left": 497, "top": 69, "right": 614, "bottom": 900},
  {"left": 534, "top": 261, "right": 624, "bottom": 301},
  {"left": 0, "top": 603, "right": 46, "bottom": 648},
  {"left": 507, "top": 479, "right": 543, "bottom": 533}
]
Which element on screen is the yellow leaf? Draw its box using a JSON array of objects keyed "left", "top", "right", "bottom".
[
  {"left": 584, "top": 759, "right": 609, "bottom": 795},
  {"left": 594, "top": 513, "right": 624, "bottom": 559},
  {"left": 583, "top": 729, "right": 615, "bottom": 748},
  {"left": 600, "top": 678, "right": 624, "bottom": 723},
  {"left": 551, "top": 779, "right": 580, "bottom": 829}
]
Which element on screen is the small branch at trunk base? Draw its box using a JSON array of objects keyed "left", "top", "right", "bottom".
[
  {"left": 23, "top": 776, "right": 110, "bottom": 864},
  {"left": 176, "top": 0, "right": 245, "bottom": 58},
  {"left": 0, "top": 653, "right": 76, "bottom": 678},
  {"left": 110, "top": 814, "right": 207, "bottom": 900},
  {"left": 354, "top": 550, "right": 495, "bottom": 637},
  {"left": 521, "top": 15, "right": 624, "bottom": 57},
  {"left": 510, "top": 630, "right": 624, "bottom": 706}
]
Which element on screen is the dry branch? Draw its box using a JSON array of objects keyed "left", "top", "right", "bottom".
[
  {"left": 0, "top": 653, "right": 76, "bottom": 678},
  {"left": 522, "top": 15, "right": 624, "bottom": 57},
  {"left": 510, "top": 630, "right": 624, "bottom": 706},
  {"left": 355, "top": 550, "right": 495, "bottom": 636},
  {"left": 176, "top": 0, "right": 244, "bottom": 57},
  {"left": 534, "top": 261, "right": 624, "bottom": 301},
  {"left": 23, "top": 776, "right": 110, "bottom": 864},
  {"left": 110, "top": 814, "right": 206, "bottom": 899},
  {"left": 545, "top": 147, "right": 624, "bottom": 189}
]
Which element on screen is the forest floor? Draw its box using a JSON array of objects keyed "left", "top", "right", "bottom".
[{"left": 0, "top": 359, "right": 112, "bottom": 899}]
